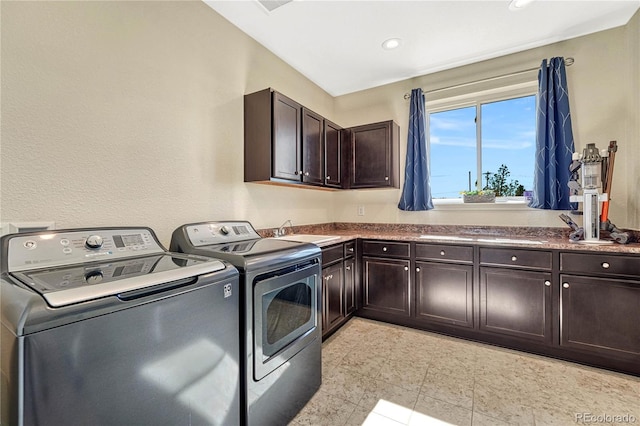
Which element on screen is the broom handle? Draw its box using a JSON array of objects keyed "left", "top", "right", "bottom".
[{"left": 601, "top": 141, "right": 617, "bottom": 222}]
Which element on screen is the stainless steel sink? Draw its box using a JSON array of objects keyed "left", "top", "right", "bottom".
[
  {"left": 275, "top": 234, "right": 341, "bottom": 244},
  {"left": 420, "top": 235, "right": 546, "bottom": 245},
  {"left": 477, "top": 238, "right": 547, "bottom": 245}
]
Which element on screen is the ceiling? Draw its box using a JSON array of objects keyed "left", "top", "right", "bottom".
[{"left": 204, "top": 0, "right": 640, "bottom": 96}]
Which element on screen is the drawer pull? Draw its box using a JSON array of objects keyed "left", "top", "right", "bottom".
[
  {"left": 511, "top": 256, "right": 518, "bottom": 262},
  {"left": 404, "top": 266, "right": 409, "bottom": 271},
  {"left": 440, "top": 250, "right": 446, "bottom": 256},
  {"left": 544, "top": 280, "right": 551, "bottom": 287},
  {"left": 601, "top": 262, "right": 610, "bottom": 269},
  {"left": 345, "top": 266, "right": 351, "bottom": 271},
  {"left": 563, "top": 283, "right": 569, "bottom": 289},
  {"left": 383, "top": 247, "right": 388, "bottom": 252},
  {"left": 416, "top": 267, "right": 421, "bottom": 272},
  {"left": 348, "top": 247, "right": 354, "bottom": 252}
]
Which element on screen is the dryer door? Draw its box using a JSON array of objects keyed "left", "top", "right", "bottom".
[{"left": 253, "top": 261, "right": 320, "bottom": 380}]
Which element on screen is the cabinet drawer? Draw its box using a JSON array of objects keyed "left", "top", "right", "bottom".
[
  {"left": 322, "top": 244, "right": 343, "bottom": 265},
  {"left": 362, "top": 240, "right": 410, "bottom": 258},
  {"left": 344, "top": 241, "right": 356, "bottom": 258},
  {"left": 416, "top": 243, "right": 473, "bottom": 263},
  {"left": 480, "top": 247, "right": 551, "bottom": 270},
  {"left": 561, "top": 253, "right": 640, "bottom": 278}
]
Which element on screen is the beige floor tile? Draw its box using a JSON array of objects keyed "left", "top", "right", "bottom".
[
  {"left": 421, "top": 368, "right": 474, "bottom": 409},
  {"left": 410, "top": 394, "right": 473, "bottom": 426},
  {"left": 320, "top": 365, "right": 375, "bottom": 405},
  {"left": 377, "top": 358, "right": 429, "bottom": 392},
  {"left": 473, "top": 382, "right": 535, "bottom": 425},
  {"left": 289, "top": 389, "right": 358, "bottom": 426},
  {"left": 358, "top": 379, "right": 420, "bottom": 424},
  {"left": 361, "top": 411, "right": 407, "bottom": 426},
  {"left": 471, "top": 411, "right": 512, "bottom": 426},
  {"left": 339, "top": 348, "right": 388, "bottom": 378}
]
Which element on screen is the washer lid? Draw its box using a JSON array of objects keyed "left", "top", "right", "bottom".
[{"left": 11, "top": 253, "right": 226, "bottom": 307}]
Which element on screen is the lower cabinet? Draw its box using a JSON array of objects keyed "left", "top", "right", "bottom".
[
  {"left": 321, "top": 242, "right": 357, "bottom": 339},
  {"left": 415, "top": 261, "right": 473, "bottom": 328},
  {"left": 479, "top": 267, "right": 552, "bottom": 344},
  {"left": 560, "top": 274, "right": 640, "bottom": 358},
  {"left": 361, "top": 257, "right": 411, "bottom": 317},
  {"left": 344, "top": 257, "right": 356, "bottom": 316},
  {"left": 323, "top": 262, "right": 345, "bottom": 334}
]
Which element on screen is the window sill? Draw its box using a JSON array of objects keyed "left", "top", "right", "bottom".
[{"left": 432, "top": 197, "right": 531, "bottom": 211}]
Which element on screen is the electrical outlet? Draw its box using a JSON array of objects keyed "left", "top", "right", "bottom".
[{"left": 357, "top": 205, "right": 365, "bottom": 216}]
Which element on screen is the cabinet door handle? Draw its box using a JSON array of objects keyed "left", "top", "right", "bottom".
[
  {"left": 404, "top": 266, "right": 409, "bottom": 271},
  {"left": 299, "top": 170, "right": 303, "bottom": 175},
  {"left": 326, "top": 176, "right": 331, "bottom": 180},
  {"left": 416, "top": 267, "right": 421, "bottom": 272},
  {"left": 440, "top": 250, "right": 446, "bottom": 256},
  {"left": 563, "top": 283, "right": 570, "bottom": 289},
  {"left": 601, "top": 262, "right": 610, "bottom": 269},
  {"left": 385, "top": 176, "right": 389, "bottom": 181},
  {"left": 544, "top": 280, "right": 551, "bottom": 287},
  {"left": 345, "top": 266, "right": 351, "bottom": 271},
  {"left": 348, "top": 247, "right": 354, "bottom": 252},
  {"left": 382, "top": 247, "right": 388, "bottom": 252},
  {"left": 511, "top": 256, "right": 518, "bottom": 262},
  {"left": 304, "top": 172, "right": 309, "bottom": 176}
]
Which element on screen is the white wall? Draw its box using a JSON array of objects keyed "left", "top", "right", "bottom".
[{"left": 1, "top": 3, "right": 638, "bottom": 247}]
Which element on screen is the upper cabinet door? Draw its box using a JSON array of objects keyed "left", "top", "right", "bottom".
[
  {"left": 349, "top": 120, "right": 399, "bottom": 188},
  {"left": 324, "top": 120, "right": 343, "bottom": 188},
  {"left": 272, "top": 92, "right": 302, "bottom": 182},
  {"left": 301, "top": 108, "right": 324, "bottom": 185}
]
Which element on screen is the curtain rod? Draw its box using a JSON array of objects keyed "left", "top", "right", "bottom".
[{"left": 403, "top": 57, "right": 574, "bottom": 100}]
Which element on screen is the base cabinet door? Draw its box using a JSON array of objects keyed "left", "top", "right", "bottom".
[
  {"left": 344, "top": 258, "right": 356, "bottom": 316},
  {"left": 322, "top": 262, "right": 344, "bottom": 335},
  {"left": 362, "top": 257, "right": 410, "bottom": 317},
  {"left": 560, "top": 274, "right": 640, "bottom": 358},
  {"left": 415, "top": 261, "right": 473, "bottom": 328},
  {"left": 479, "top": 267, "right": 552, "bottom": 343}
]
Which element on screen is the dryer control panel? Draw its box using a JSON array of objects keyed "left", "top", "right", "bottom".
[
  {"left": 185, "top": 221, "right": 261, "bottom": 247},
  {"left": 6, "top": 228, "right": 165, "bottom": 272}
]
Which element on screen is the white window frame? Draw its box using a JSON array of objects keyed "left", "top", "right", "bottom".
[{"left": 425, "top": 79, "right": 538, "bottom": 209}]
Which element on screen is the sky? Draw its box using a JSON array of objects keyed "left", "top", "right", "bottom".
[{"left": 428, "top": 95, "right": 536, "bottom": 198}]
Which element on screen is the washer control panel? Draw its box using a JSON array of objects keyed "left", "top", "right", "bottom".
[
  {"left": 7, "top": 228, "right": 165, "bottom": 272},
  {"left": 186, "top": 221, "right": 260, "bottom": 247}
]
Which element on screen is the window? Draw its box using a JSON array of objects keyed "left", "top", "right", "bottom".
[{"left": 427, "top": 83, "right": 537, "bottom": 200}]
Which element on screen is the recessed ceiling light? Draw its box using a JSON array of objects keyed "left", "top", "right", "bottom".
[
  {"left": 509, "top": 0, "right": 535, "bottom": 11},
  {"left": 382, "top": 38, "right": 401, "bottom": 50}
]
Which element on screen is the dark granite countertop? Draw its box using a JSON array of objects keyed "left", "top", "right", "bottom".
[{"left": 259, "top": 222, "right": 640, "bottom": 254}]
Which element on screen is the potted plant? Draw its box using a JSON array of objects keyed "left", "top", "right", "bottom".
[{"left": 461, "top": 189, "right": 496, "bottom": 203}]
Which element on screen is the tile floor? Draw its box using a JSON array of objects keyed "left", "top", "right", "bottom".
[{"left": 290, "top": 318, "right": 640, "bottom": 426}]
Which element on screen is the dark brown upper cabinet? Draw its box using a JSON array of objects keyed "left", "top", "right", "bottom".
[
  {"left": 272, "top": 92, "right": 303, "bottom": 181},
  {"left": 244, "top": 88, "right": 397, "bottom": 190},
  {"left": 245, "top": 88, "right": 301, "bottom": 183},
  {"left": 348, "top": 120, "right": 400, "bottom": 189},
  {"left": 301, "top": 107, "right": 324, "bottom": 186},
  {"left": 324, "top": 119, "right": 345, "bottom": 189}
]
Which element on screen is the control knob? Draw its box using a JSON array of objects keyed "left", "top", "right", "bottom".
[
  {"left": 220, "top": 226, "right": 231, "bottom": 235},
  {"left": 85, "top": 270, "right": 104, "bottom": 285},
  {"left": 85, "top": 235, "right": 104, "bottom": 249}
]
